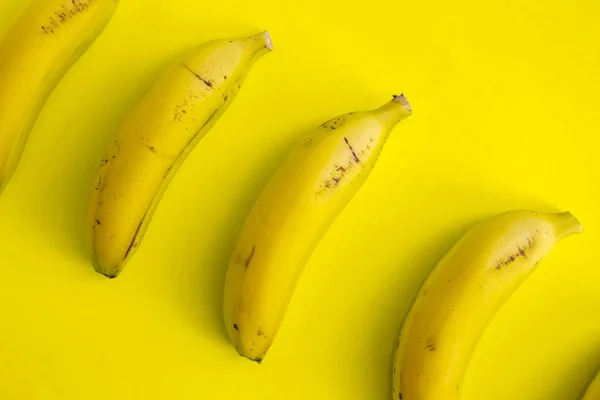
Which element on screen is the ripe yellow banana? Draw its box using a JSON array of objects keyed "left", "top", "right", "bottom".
[
  {"left": 224, "top": 95, "right": 412, "bottom": 363},
  {"left": 581, "top": 370, "right": 600, "bottom": 400},
  {"left": 393, "top": 210, "right": 582, "bottom": 400},
  {"left": 0, "top": 0, "right": 119, "bottom": 194},
  {"left": 87, "top": 31, "right": 273, "bottom": 278}
]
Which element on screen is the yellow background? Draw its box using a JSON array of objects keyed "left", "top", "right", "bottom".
[{"left": 0, "top": 0, "right": 599, "bottom": 399}]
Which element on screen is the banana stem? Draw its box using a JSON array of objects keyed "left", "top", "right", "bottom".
[
  {"left": 393, "top": 93, "right": 412, "bottom": 112},
  {"left": 263, "top": 31, "right": 274, "bottom": 51},
  {"left": 371, "top": 93, "right": 412, "bottom": 129},
  {"left": 244, "top": 30, "right": 273, "bottom": 57}
]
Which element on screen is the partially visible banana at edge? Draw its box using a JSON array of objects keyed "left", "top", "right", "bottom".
[
  {"left": 87, "top": 31, "right": 273, "bottom": 278},
  {"left": 224, "top": 95, "right": 412, "bottom": 363},
  {"left": 393, "top": 210, "right": 583, "bottom": 400},
  {"left": 581, "top": 370, "right": 600, "bottom": 400},
  {"left": 0, "top": 0, "right": 119, "bottom": 195}
]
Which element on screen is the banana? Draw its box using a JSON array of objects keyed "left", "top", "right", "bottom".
[
  {"left": 0, "top": 0, "right": 119, "bottom": 195},
  {"left": 581, "top": 370, "right": 600, "bottom": 400},
  {"left": 224, "top": 95, "right": 412, "bottom": 363},
  {"left": 87, "top": 31, "right": 273, "bottom": 278},
  {"left": 393, "top": 210, "right": 582, "bottom": 400}
]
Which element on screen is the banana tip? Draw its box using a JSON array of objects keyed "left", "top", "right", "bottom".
[
  {"left": 393, "top": 93, "right": 412, "bottom": 113},
  {"left": 91, "top": 257, "right": 121, "bottom": 279},
  {"left": 239, "top": 352, "right": 264, "bottom": 364},
  {"left": 95, "top": 268, "right": 120, "bottom": 279}
]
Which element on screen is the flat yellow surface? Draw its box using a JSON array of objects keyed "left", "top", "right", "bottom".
[{"left": 0, "top": 0, "right": 599, "bottom": 399}]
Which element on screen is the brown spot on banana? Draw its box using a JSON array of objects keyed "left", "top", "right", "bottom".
[
  {"left": 343, "top": 137, "right": 361, "bottom": 164},
  {"left": 317, "top": 160, "right": 356, "bottom": 194},
  {"left": 42, "top": 0, "right": 96, "bottom": 34},
  {"left": 94, "top": 174, "right": 104, "bottom": 191},
  {"left": 123, "top": 216, "right": 145, "bottom": 261},
  {"left": 321, "top": 117, "right": 346, "bottom": 130},
  {"left": 495, "top": 235, "right": 536, "bottom": 270},
  {"left": 182, "top": 64, "right": 214, "bottom": 88},
  {"left": 424, "top": 337, "right": 437, "bottom": 351},
  {"left": 244, "top": 246, "right": 256, "bottom": 269}
]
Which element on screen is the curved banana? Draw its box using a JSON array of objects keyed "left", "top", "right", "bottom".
[
  {"left": 581, "top": 370, "right": 600, "bottom": 400},
  {"left": 0, "top": 0, "right": 119, "bottom": 195},
  {"left": 87, "top": 31, "right": 273, "bottom": 278},
  {"left": 224, "top": 95, "right": 412, "bottom": 363},
  {"left": 393, "top": 210, "right": 583, "bottom": 400}
]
